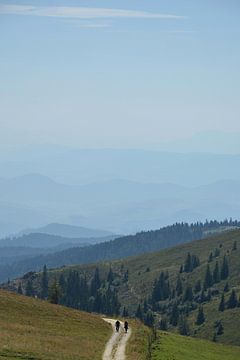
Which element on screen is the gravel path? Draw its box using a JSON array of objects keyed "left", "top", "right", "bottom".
[{"left": 102, "top": 318, "right": 132, "bottom": 360}]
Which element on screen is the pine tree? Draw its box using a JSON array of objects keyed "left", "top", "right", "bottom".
[
  {"left": 159, "top": 317, "right": 168, "bottom": 330},
  {"left": 183, "top": 285, "right": 193, "bottom": 302},
  {"left": 169, "top": 302, "right": 179, "bottom": 326},
  {"left": 232, "top": 241, "right": 237, "bottom": 251},
  {"left": 208, "top": 252, "right": 213, "bottom": 262},
  {"left": 224, "top": 282, "right": 229, "bottom": 292},
  {"left": 122, "top": 307, "right": 129, "bottom": 317},
  {"left": 184, "top": 253, "right": 192, "bottom": 272},
  {"left": 218, "top": 293, "right": 225, "bottom": 312},
  {"left": 213, "top": 261, "right": 220, "bottom": 284},
  {"left": 194, "top": 280, "right": 201, "bottom": 293},
  {"left": 144, "top": 311, "right": 154, "bottom": 328},
  {"left": 49, "top": 280, "right": 61, "bottom": 304},
  {"left": 203, "top": 264, "right": 213, "bottom": 290},
  {"left": 41, "top": 264, "right": 48, "bottom": 299},
  {"left": 228, "top": 289, "right": 238, "bottom": 309},
  {"left": 176, "top": 275, "right": 183, "bottom": 296},
  {"left": 107, "top": 268, "right": 114, "bottom": 284},
  {"left": 220, "top": 255, "right": 229, "bottom": 280},
  {"left": 17, "top": 283, "right": 23, "bottom": 294},
  {"left": 178, "top": 315, "right": 190, "bottom": 336},
  {"left": 135, "top": 304, "right": 143, "bottom": 320},
  {"left": 25, "top": 280, "right": 34, "bottom": 297},
  {"left": 90, "top": 268, "right": 101, "bottom": 296},
  {"left": 196, "top": 306, "right": 205, "bottom": 325},
  {"left": 123, "top": 269, "right": 129, "bottom": 283},
  {"left": 216, "top": 321, "right": 224, "bottom": 335},
  {"left": 200, "top": 290, "right": 206, "bottom": 303}
]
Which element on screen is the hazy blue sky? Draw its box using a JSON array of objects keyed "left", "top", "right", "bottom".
[{"left": 0, "top": 1, "right": 240, "bottom": 148}]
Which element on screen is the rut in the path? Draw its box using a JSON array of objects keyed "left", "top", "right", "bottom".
[{"left": 102, "top": 318, "right": 132, "bottom": 360}]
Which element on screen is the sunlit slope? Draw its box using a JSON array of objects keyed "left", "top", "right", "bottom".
[
  {"left": 0, "top": 290, "right": 111, "bottom": 360},
  {"left": 152, "top": 331, "right": 240, "bottom": 360}
]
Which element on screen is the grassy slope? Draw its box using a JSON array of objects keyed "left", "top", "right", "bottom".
[
  {"left": 0, "top": 290, "right": 111, "bottom": 360},
  {"left": 152, "top": 331, "right": 240, "bottom": 360},
  {"left": 126, "top": 319, "right": 151, "bottom": 360}
]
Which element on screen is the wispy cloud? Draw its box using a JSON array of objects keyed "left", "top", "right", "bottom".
[{"left": 0, "top": 4, "right": 184, "bottom": 20}]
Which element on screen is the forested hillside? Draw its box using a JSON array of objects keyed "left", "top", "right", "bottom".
[
  {"left": 6, "top": 228, "right": 240, "bottom": 346},
  {"left": 0, "top": 220, "right": 238, "bottom": 282}
]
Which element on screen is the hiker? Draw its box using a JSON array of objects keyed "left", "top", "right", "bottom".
[
  {"left": 115, "top": 320, "right": 120, "bottom": 332},
  {"left": 124, "top": 321, "right": 129, "bottom": 333}
]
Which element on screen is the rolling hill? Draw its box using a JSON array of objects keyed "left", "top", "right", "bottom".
[{"left": 0, "top": 289, "right": 110, "bottom": 360}]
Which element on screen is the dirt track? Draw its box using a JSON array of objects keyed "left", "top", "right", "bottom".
[{"left": 102, "top": 318, "right": 132, "bottom": 360}]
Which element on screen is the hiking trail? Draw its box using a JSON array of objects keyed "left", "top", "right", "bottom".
[{"left": 102, "top": 318, "right": 132, "bottom": 360}]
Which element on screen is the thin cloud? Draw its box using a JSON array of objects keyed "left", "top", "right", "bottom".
[{"left": 0, "top": 4, "right": 184, "bottom": 20}]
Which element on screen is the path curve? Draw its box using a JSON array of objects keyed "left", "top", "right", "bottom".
[{"left": 102, "top": 318, "right": 132, "bottom": 360}]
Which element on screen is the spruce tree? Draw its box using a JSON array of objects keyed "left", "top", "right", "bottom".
[
  {"left": 208, "top": 252, "right": 213, "bottom": 262},
  {"left": 176, "top": 275, "right": 183, "bottom": 296},
  {"left": 90, "top": 268, "right": 101, "bottom": 296},
  {"left": 204, "top": 264, "right": 213, "bottom": 290},
  {"left": 224, "top": 282, "right": 229, "bottom": 292},
  {"left": 41, "top": 264, "right": 48, "bottom": 299},
  {"left": 122, "top": 307, "right": 129, "bottom": 317},
  {"left": 107, "top": 268, "right": 114, "bottom": 284},
  {"left": 159, "top": 317, "right": 168, "bottom": 330},
  {"left": 183, "top": 285, "right": 193, "bottom": 302},
  {"left": 49, "top": 280, "right": 61, "bottom": 304},
  {"left": 218, "top": 293, "right": 225, "bottom": 312},
  {"left": 232, "top": 241, "right": 237, "bottom": 251},
  {"left": 194, "top": 280, "right": 201, "bottom": 293},
  {"left": 144, "top": 311, "right": 154, "bottom": 328},
  {"left": 216, "top": 321, "right": 224, "bottom": 335},
  {"left": 135, "top": 304, "right": 143, "bottom": 320},
  {"left": 228, "top": 289, "right": 238, "bottom": 309},
  {"left": 184, "top": 253, "right": 192, "bottom": 272},
  {"left": 169, "top": 302, "right": 179, "bottom": 326},
  {"left": 25, "top": 279, "right": 34, "bottom": 297},
  {"left": 213, "top": 261, "right": 220, "bottom": 284},
  {"left": 220, "top": 255, "right": 229, "bottom": 280},
  {"left": 196, "top": 306, "right": 205, "bottom": 325},
  {"left": 17, "top": 283, "right": 23, "bottom": 295},
  {"left": 178, "top": 315, "right": 190, "bottom": 336}
]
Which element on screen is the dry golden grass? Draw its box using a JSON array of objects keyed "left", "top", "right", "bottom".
[{"left": 0, "top": 290, "right": 111, "bottom": 360}]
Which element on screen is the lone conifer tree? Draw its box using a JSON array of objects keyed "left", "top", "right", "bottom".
[
  {"left": 49, "top": 280, "right": 61, "bottom": 304},
  {"left": 178, "top": 316, "right": 190, "bottom": 336},
  {"left": 213, "top": 261, "right": 220, "bottom": 284},
  {"left": 228, "top": 289, "right": 238, "bottom": 309},
  {"left": 17, "top": 283, "right": 23, "bottom": 295},
  {"left": 204, "top": 264, "right": 213, "bottom": 290},
  {"left": 169, "top": 302, "right": 179, "bottom": 326},
  {"left": 135, "top": 304, "right": 143, "bottom": 320},
  {"left": 176, "top": 275, "right": 183, "bottom": 296},
  {"left": 41, "top": 264, "right": 48, "bottom": 299},
  {"left": 220, "top": 255, "right": 229, "bottom": 280},
  {"left": 25, "top": 279, "right": 34, "bottom": 297},
  {"left": 218, "top": 293, "right": 225, "bottom": 312},
  {"left": 196, "top": 306, "right": 205, "bottom": 325}
]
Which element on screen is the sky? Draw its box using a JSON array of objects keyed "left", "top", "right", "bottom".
[{"left": 0, "top": 0, "right": 240, "bottom": 149}]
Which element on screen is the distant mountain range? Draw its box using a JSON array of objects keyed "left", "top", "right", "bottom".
[
  {"left": 0, "top": 173, "right": 240, "bottom": 236},
  {"left": 17, "top": 223, "right": 115, "bottom": 239}
]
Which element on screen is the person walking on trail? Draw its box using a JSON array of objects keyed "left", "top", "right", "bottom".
[
  {"left": 115, "top": 320, "right": 120, "bottom": 332},
  {"left": 124, "top": 321, "right": 129, "bottom": 333}
]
